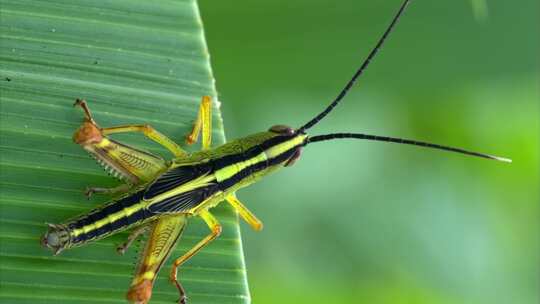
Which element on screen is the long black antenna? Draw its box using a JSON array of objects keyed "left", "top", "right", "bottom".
[
  {"left": 307, "top": 133, "right": 511, "bottom": 162},
  {"left": 299, "top": 0, "right": 411, "bottom": 132}
]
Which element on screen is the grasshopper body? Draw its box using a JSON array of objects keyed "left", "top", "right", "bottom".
[
  {"left": 44, "top": 128, "right": 304, "bottom": 252},
  {"left": 42, "top": 1, "right": 510, "bottom": 303}
]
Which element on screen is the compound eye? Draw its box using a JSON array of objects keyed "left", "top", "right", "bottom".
[
  {"left": 46, "top": 232, "right": 60, "bottom": 247},
  {"left": 269, "top": 125, "right": 295, "bottom": 136}
]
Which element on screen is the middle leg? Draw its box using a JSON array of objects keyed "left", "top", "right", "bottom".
[
  {"left": 169, "top": 210, "right": 221, "bottom": 304},
  {"left": 226, "top": 194, "right": 263, "bottom": 231}
]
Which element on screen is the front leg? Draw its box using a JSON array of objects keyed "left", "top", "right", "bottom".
[
  {"left": 185, "top": 96, "right": 213, "bottom": 150},
  {"left": 117, "top": 224, "right": 149, "bottom": 255},
  {"left": 84, "top": 183, "right": 131, "bottom": 199}
]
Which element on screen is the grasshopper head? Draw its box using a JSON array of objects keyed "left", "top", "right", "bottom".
[
  {"left": 268, "top": 124, "right": 306, "bottom": 167},
  {"left": 41, "top": 223, "right": 69, "bottom": 255}
]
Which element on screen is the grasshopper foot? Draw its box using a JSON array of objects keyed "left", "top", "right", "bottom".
[
  {"left": 116, "top": 243, "right": 127, "bottom": 255},
  {"left": 84, "top": 187, "right": 96, "bottom": 199},
  {"left": 117, "top": 225, "right": 147, "bottom": 255},
  {"left": 178, "top": 295, "right": 187, "bottom": 304},
  {"left": 170, "top": 270, "right": 187, "bottom": 304}
]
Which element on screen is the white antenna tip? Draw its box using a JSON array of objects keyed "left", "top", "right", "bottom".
[{"left": 494, "top": 156, "right": 512, "bottom": 163}]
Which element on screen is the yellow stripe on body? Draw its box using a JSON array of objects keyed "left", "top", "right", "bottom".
[
  {"left": 71, "top": 201, "right": 146, "bottom": 237},
  {"left": 264, "top": 135, "right": 306, "bottom": 159},
  {"left": 214, "top": 135, "right": 306, "bottom": 183},
  {"left": 145, "top": 173, "right": 216, "bottom": 205},
  {"left": 214, "top": 152, "right": 268, "bottom": 182},
  {"left": 73, "top": 171, "right": 215, "bottom": 238}
]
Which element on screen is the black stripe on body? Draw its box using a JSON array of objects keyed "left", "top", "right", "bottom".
[
  {"left": 141, "top": 135, "right": 293, "bottom": 212},
  {"left": 212, "top": 143, "right": 266, "bottom": 172},
  {"left": 144, "top": 135, "right": 293, "bottom": 200},
  {"left": 218, "top": 145, "right": 298, "bottom": 190},
  {"left": 148, "top": 184, "right": 220, "bottom": 214},
  {"left": 68, "top": 190, "right": 148, "bottom": 244},
  {"left": 131, "top": 135, "right": 299, "bottom": 216},
  {"left": 144, "top": 163, "right": 213, "bottom": 199},
  {"left": 212, "top": 135, "right": 290, "bottom": 172},
  {"left": 214, "top": 135, "right": 298, "bottom": 191}
]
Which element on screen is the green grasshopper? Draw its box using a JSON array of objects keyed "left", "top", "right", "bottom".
[{"left": 41, "top": 1, "right": 510, "bottom": 303}]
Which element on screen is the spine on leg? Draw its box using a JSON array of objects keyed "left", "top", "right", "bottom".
[{"left": 127, "top": 215, "right": 187, "bottom": 304}]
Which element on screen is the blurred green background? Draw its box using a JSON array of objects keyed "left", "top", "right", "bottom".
[{"left": 198, "top": 1, "right": 538, "bottom": 304}]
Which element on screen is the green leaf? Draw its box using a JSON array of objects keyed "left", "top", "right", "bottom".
[{"left": 0, "top": 1, "right": 250, "bottom": 303}]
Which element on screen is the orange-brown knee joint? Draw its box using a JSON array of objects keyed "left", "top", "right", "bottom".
[
  {"left": 213, "top": 225, "right": 222, "bottom": 236},
  {"left": 141, "top": 124, "right": 153, "bottom": 132},
  {"left": 73, "top": 121, "right": 103, "bottom": 145},
  {"left": 186, "top": 133, "right": 197, "bottom": 144},
  {"left": 252, "top": 221, "right": 263, "bottom": 231},
  {"left": 126, "top": 280, "right": 153, "bottom": 304}
]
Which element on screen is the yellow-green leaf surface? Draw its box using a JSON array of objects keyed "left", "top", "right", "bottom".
[{"left": 0, "top": 1, "right": 250, "bottom": 303}]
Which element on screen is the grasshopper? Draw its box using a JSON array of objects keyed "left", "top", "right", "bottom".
[{"left": 41, "top": 1, "right": 510, "bottom": 303}]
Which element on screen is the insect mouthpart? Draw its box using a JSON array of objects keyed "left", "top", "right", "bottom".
[
  {"left": 41, "top": 223, "right": 69, "bottom": 255},
  {"left": 284, "top": 146, "right": 303, "bottom": 167}
]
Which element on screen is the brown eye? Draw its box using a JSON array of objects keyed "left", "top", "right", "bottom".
[{"left": 269, "top": 125, "right": 295, "bottom": 135}]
